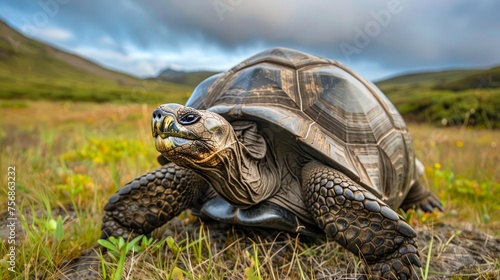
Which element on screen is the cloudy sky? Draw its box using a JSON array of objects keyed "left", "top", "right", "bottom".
[{"left": 1, "top": 0, "right": 499, "bottom": 81}]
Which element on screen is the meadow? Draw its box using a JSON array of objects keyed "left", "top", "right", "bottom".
[
  {"left": 0, "top": 100, "right": 499, "bottom": 279},
  {"left": 375, "top": 64, "right": 500, "bottom": 129}
]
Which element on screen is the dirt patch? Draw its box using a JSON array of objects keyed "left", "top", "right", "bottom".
[{"left": 416, "top": 223, "right": 500, "bottom": 278}]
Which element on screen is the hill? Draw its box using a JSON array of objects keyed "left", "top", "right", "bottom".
[
  {"left": 0, "top": 18, "right": 497, "bottom": 128},
  {"left": 155, "top": 67, "right": 218, "bottom": 87},
  {"left": 0, "top": 20, "right": 191, "bottom": 104},
  {"left": 376, "top": 66, "right": 500, "bottom": 90},
  {"left": 375, "top": 66, "right": 500, "bottom": 128}
]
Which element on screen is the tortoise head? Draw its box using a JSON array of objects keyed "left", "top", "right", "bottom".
[
  {"left": 152, "top": 104, "right": 280, "bottom": 207},
  {"left": 152, "top": 104, "right": 235, "bottom": 166}
]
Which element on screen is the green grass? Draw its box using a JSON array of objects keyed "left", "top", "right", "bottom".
[
  {"left": 0, "top": 101, "right": 499, "bottom": 279},
  {"left": 0, "top": 63, "right": 192, "bottom": 105},
  {"left": 375, "top": 66, "right": 500, "bottom": 129},
  {"left": 0, "top": 76, "right": 192, "bottom": 105},
  {"left": 409, "top": 124, "right": 500, "bottom": 232}
]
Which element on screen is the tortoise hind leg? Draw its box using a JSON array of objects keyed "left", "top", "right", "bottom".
[
  {"left": 401, "top": 159, "right": 443, "bottom": 212},
  {"left": 401, "top": 180, "right": 443, "bottom": 212},
  {"left": 301, "top": 161, "right": 420, "bottom": 280}
]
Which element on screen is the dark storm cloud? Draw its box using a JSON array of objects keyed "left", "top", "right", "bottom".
[
  {"left": 124, "top": 0, "right": 500, "bottom": 68},
  {"left": 1, "top": 0, "right": 499, "bottom": 80}
]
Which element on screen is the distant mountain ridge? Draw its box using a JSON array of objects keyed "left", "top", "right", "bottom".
[
  {"left": 0, "top": 19, "right": 191, "bottom": 104},
  {"left": 156, "top": 67, "right": 218, "bottom": 87},
  {"left": 376, "top": 66, "right": 500, "bottom": 91},
  {"left": 155, "top": 63, "right": 500, "bottom": 92},
  {"left": 158, "top": 68, "right": 188, "bottom": 78}
]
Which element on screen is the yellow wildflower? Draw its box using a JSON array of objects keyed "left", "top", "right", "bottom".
[
  {"left": 456, "top": 141, "right": 464, "bottom": 148},
  {"left": 434, "top": 162, "right": 442, "bottom": 169}
]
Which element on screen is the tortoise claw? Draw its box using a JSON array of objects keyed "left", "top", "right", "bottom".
[
  {"left": 367, "top": 241, "right": 420, "bottom": 279},
  {"left": 415, "top": 193, "right": 443, "bottom": 212},
  {"left": 404, "top": 251, "right": 422, "bottom": 267},
  {"left": 100, "top": 214, "right": 141, "bottom": 240},
  {"left": 402, "top": 180, "right": 443, "bottom": 213}
]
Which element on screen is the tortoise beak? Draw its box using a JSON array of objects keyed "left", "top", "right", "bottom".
[
  {"left": 152, "top": 108, "right": 178, "bottom": 138},
  {"left": 151, "top": 107, "right": 197, "bottom": 140}
]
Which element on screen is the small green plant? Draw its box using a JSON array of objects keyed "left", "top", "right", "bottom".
[
  {"left": 165, "top": 236, "right": 188, "bottom": 280},
  {"left": 244, "top": 243, "right": 262, "bottom": 280},
  {"left": 97, "top": 235, "right": 145, "bottom": 280},
  {"left": 421, "top": 232, "right": 434, "bottom": 280},
  {"left": 47, "top": 215, "right": 65, "bottom": 242},
  {"left": 163, "top": 232, "right": 212, "bottom": 279},
  {"left": 55, "top": 170, "right": 94, "bottom": 208},
  {"left": 429, "top": 164, "right": 499, "bottom": 228},
  {"left": 399, "top": 208, "right": 415, "bottom": 223}
]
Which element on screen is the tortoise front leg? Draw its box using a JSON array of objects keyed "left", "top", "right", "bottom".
[
  {"left": 301, "top": 162, "right": 421, "bottom": 280},
  {"left": 101, "top": 162, "right": 207, "bottom": 240}
]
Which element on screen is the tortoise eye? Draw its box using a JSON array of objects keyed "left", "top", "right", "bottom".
[{"left": 179, "top": 113, "right": 200, "bottom": 125}]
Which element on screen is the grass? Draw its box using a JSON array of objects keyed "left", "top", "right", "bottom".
[
  {"left": 376, "top": 66, "right": 500, "bottom": 129},
  {"left": 382, "top": 87, "right": 500, "bottom": 129},
  {"left": 0, "top": 100, "right": 499, "bottom": 279},
  {"left": 410, "top": 124, "right": 499, "bottom": 232}
]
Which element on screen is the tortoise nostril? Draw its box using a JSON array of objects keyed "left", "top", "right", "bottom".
[{"left": 152, "top": 108, "right": 166, "bottom": 120}]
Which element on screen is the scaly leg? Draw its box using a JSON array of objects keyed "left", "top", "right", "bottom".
[
  {"left": 101, "top": 162, "right": 207, "bottom": 240},
  {"left": 301, "top": 161, "right": 420, "bottom": 280}
]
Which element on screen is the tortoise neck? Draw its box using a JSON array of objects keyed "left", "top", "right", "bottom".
[{"left": 195, "top": 136, "right": 280, "bottom": 208}]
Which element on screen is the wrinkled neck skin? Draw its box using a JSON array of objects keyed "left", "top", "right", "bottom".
[{"left": 189, "top": 133, "right": 280, "bottom": 208}]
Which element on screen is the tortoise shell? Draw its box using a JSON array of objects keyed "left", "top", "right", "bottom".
[{"left": 186, "top": 47, "right": 415, "bottom": 207}]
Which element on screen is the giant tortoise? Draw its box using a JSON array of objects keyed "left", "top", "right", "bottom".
[{"left": 101, "top": 48, "right": 442, "bottom": 279}]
